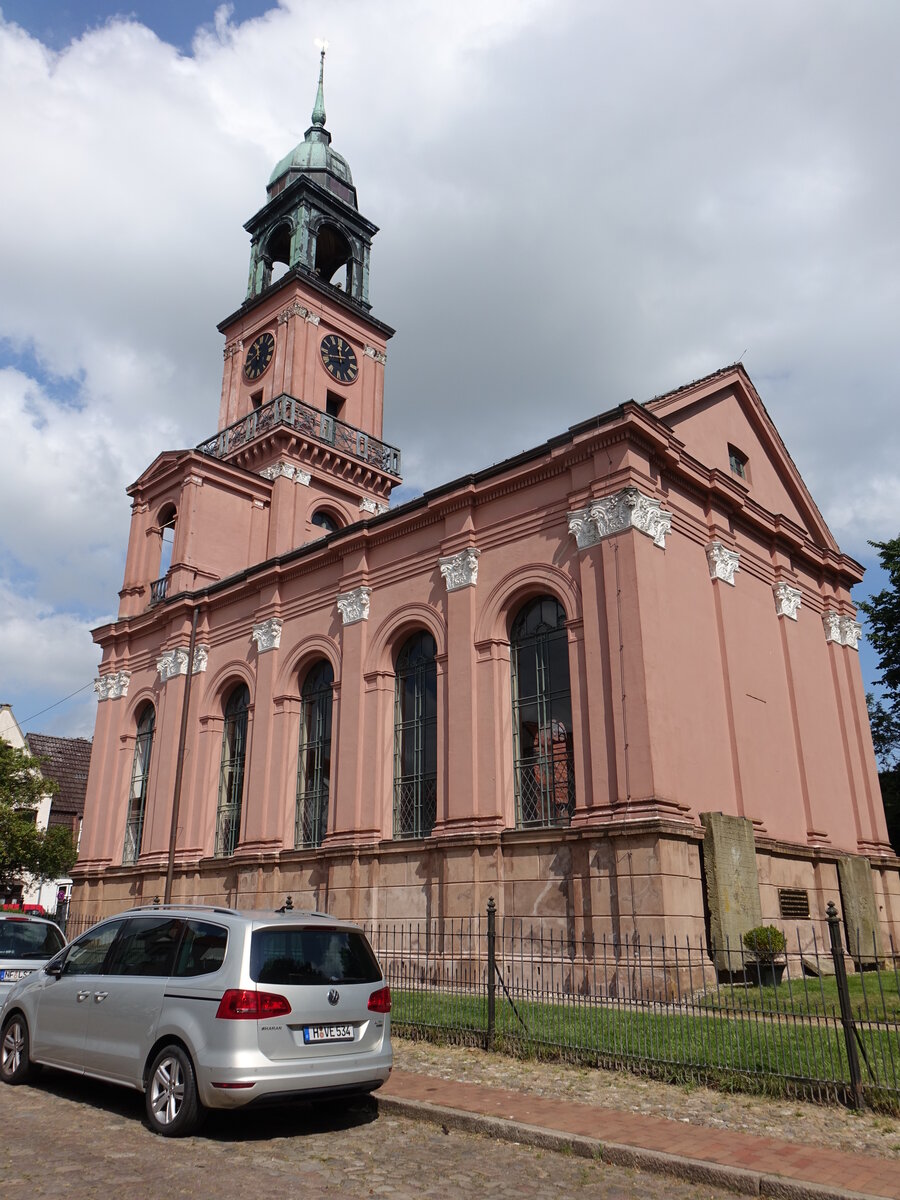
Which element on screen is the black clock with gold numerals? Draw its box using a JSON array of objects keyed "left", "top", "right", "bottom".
[
  {"left": 243, "top": 331, "right": 275, "bottom": 380},
  {"left": 320, "top": 333, "right": 359, "bottom": 385}
]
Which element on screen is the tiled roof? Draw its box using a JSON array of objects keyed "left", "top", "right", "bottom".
[{"left": 24, "top": 733, "right": 92, "bottom": 817}]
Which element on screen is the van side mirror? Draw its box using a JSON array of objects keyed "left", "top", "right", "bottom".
[{"left": 44, "top": 961, "right": 63, "bottom": 979}]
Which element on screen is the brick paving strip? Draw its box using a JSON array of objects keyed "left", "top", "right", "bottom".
[{"left": 380, "top": 1069, "right": 898, "bottom": 1200}]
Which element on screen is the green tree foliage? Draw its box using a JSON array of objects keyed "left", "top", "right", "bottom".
[
  {"left": 859, "top": 535, "right": 900, "bottom": 851},
  {"left": 0, "top": 739, "right": 77, "bottom": 887}
]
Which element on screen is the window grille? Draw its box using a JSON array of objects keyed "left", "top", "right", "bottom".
[
  {"left": 393, "top": 631, "right": 437, "bottom": 839},
  {"left": 296, "top": 660, "right": 334, "bottom": 848},
  {"left": 215, "top": 683, "right": 250, "bottom": 857},
  {"left": 728, "top": 444, "right": 748, "bottom": 479},
  {"left": 123, "top": 704, "right": 155, "bottom": 864},
  {"left": 778, "top": 887, "right": 810, "bottom": 919},
  {"left": 511, "top": 596, "right": 575, "bottom": 828}
]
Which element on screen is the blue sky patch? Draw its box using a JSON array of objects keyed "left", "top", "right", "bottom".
[{"left": 0, "top": 2, "right": 277, "bottom": 53}]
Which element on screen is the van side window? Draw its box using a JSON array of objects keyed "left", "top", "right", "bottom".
[
  {"left": 105, "top": 917, "right": 185, "bottom": 977},
  {"left": 62, "top": 922, "right": 122, "bottom": 976},
  {"left": 173, "top": 920, "right": 228, "bottom": 977}
]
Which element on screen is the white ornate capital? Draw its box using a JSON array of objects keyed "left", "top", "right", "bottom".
[
  {"left": 823, "top": 612, "right": 843, "bottom": 645},
  {"left": 294, "top": 469, "right": 311, "bottom": 486},
  {"left": 277, "top": 301, "right": 309, "bottom": 325},
  {"left": 337, "top": 586, "right": 371, "bottom": 625},
  {"left": 440, "top": 548, "right": 480, "bottom": 591},
  {"left": 223, "top": 338, "right": 243, "bottom": 359},
  {"left": 305, "top": 311, "right": 321, "bottom": 326},
  {"left": 93, "top": 670, "right": 131, "bottom": 701},
  {"left": 260, "top": 462, "right": 297, "bottom": 482},
  {"left": 364, "top": 345, "right": 388, "bottom": 365},
  {"left": 842, "top": 618, "right": 862, "bottom": 650},
  {"left": 568, "top": 487, "right": 673, "bottom": 551},
  {"left": 155, "top": 645, "right": 208, "bottom": 683},
  {"left": 157, "top": 648, "right": 189, "bottom": 683},
  {"left": 773, "top": 582, "right": 802, "bottom": 621},
  {"left": 359, "top": 496, "right": 388, "bottom": 516},
  {"left": 706, "top": 541, "right": 740, "bottom": 586},
  {"left": 823, "top": 611, "right": 861, "bottom": 650},
  {"left": 252, "top": 617, "right": 283, "bottom": 653}
]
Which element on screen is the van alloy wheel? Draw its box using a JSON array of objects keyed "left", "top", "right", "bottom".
[
  {"left": 145, "top": 1044, "right": 204, "bottom": 1137},
  {"left": 0, "top": 1014, "right": 34, "bottom": 1084}
]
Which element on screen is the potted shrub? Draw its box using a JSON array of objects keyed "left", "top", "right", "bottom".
[{"left": 742, "top": 925, "right": 787, "bottom": 987}]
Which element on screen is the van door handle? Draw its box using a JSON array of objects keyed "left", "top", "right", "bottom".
[
  {"left": 93, "top": 991, "right": 109, "bottom": 1002},
  {"left": 76, "top": 990, "right": 90, "bottom": 1002}
]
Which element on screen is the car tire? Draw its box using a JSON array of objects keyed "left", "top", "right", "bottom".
[
  {"left": 145, "top": 1044, "right": 205, "bottom": 1137},
  {"left": 0, "top": 1013, "right": 35, "bottom": 1085}
]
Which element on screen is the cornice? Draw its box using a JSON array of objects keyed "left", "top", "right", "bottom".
[{"left": 100, "top": 388, "right": 864, "bottom": 645}]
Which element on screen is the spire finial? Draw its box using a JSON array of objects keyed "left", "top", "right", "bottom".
[{"left": 312, "top": 40, "right": 328, "bottom": 128}]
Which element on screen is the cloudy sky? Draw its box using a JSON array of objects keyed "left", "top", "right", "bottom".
[{"left": 0, "top": 0, "right": 897, "bottom": 739}]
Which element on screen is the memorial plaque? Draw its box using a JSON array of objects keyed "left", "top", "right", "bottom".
[
  {"left": 837, "top": 855, "right": 883, "bottom": 964},
  {"left": 700, "top": 812, "right": 762, "bottom": 974}
]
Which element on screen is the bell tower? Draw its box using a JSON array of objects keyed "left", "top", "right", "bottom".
[
  {"left": 245, "top": 50, "right": 373, "bottom": 309},
  {"left": 207, "top": 50, "right": 400, "bottom": 542}
]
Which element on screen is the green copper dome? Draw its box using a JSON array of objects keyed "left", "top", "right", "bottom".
[{"left": 267, "top": 50, "right": 356, "bottom": 205}]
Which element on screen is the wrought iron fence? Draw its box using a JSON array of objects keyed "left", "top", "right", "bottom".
[
  {"left": 56, "top": 897, "right": 900, "bottom": 1111},
  {"left": 363, "top": 901, "right": 900, "bottom": 1112}
]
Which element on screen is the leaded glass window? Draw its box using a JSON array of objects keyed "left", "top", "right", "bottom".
[
  {"left": 393, "top": 631, "right": 437, "bottom": 839},
  {"left": 295, "top": 660, "right": 333, "bottom": 848},
  {"left": 510, "top": 596, "right": 575, "bottom": 828},
  {"left": 123, "top": 704, "right": 154, "bottom": 864},
  {"left": 215, "top": 683, "right": 250, "bottom": 857}
]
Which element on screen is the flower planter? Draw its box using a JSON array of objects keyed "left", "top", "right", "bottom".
[{"left": 745, "top": 960, "right": 786, "bottom": 987}]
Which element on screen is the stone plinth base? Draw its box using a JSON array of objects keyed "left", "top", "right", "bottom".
[{"left": 70, "top": 822, "right": 900, "bottom": 960}]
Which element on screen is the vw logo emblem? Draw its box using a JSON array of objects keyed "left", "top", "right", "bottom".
[{"left": 327, "top": 988, "right": 340, "bottom": 1006}]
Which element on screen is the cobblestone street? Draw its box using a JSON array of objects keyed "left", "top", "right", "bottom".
[{"left": 0, "top": 1070, "right": 734, "bottom": 1200}]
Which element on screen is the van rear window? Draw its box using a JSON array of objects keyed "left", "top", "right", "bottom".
[
  {"left": 0, "top": 920, "right": 65, "bottom": 959},
  {"left": 250, "top": 927, "right": 381, "bottom": 986}
]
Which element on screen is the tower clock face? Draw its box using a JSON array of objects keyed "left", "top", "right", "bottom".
[
  {"left": 320, "top": 334, "right": 359, "bottom": 385},
  {"left": 244, "top": 331, "right": 275, "bottom": 380}
]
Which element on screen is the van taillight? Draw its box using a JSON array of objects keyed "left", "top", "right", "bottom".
[
  {"left": 215, "top": 989, "right": 291, "bottom": 1019},
  {"left": 367, "top": 986, "right": 391, "bottom": 1013}
]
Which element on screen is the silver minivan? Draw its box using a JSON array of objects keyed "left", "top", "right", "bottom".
[
  {"left": 0, "top": 913, "right": 66, "bottom": 1001},
  {"left": 0, "top": 904, "right": 392, "bottom": 1136}
]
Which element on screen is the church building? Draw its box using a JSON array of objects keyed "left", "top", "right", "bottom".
[{"left": 72, "top": 57, "right": 900, "bottom": 954}]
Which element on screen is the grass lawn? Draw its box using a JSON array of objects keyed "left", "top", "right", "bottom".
[
  {"left": 698, "top": 969, "right": 900, "bottom": 1021},
  {"left": 391, "top": 985, "right": 900, "bottom": 1111}
]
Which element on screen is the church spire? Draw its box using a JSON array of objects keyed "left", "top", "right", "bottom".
[{"left": 311, "top": 45, "right": 327, "bottom": 128}]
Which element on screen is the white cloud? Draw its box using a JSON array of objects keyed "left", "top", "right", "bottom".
[{"left": 1, "top": 0, "right": 899, "bottom": 734}]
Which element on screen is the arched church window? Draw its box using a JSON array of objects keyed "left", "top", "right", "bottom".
[
  {"left": 393, "top": 630, "right": 437, "bottom": 839},
  {"left": 314, "top": 223, "right": 352, "bottom": 289},
  {"left": 215, "top": 683, "right": 250, "bottom": 857},
  {"left": 151, "top": 504, "right": 176, "bottom": 605},
  {"left": 295, "top": 660, "right": 334, "bottom": 848},
  {"left": 510, "top": 596, "right": 575, "bottom": 828},
  {"left": 311, "top": 510, "right": 340, "bottom": 536},
  {"left": 123, "top": 703, "right": 155, "bottom": 864}
]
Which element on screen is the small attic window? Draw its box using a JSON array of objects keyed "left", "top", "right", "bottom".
[{"left": 728, "top": 445, "right": 748, "bottom": 480}]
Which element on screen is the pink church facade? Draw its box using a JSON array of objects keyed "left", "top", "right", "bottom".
[{"left": 73, "top": 65, "right": 899, "bottom": 950}]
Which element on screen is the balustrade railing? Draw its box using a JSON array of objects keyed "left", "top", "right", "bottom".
[
  {"left": 149, "top": 575, "right": 168, "bottom": 605},
  {"left": 197, "top": 393, "right": 401, "bottom": 477}
]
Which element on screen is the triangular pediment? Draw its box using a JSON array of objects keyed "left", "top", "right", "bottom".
[
  {"left": 645, "top": 365, "right": 838, "bottom": 551},
  {"left": 127, "top": 449, "right": 192, "bottom": 495}
]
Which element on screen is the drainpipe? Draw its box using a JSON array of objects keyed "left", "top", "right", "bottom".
[{"left": 164, "top": 607, "right": 199, "bottom": 904}]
